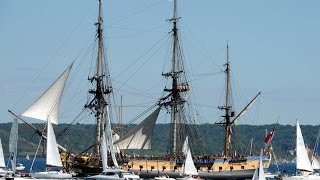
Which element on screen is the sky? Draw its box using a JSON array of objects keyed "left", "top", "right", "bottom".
[{"left": 1, "top": 0, "right": 320, "bottom": 126}]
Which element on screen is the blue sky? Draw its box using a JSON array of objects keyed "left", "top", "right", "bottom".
[{"left": 1, "top": 0, "right": 320, "bottom": 126}]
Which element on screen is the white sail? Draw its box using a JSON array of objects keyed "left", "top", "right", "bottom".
[
  {"left": 258, "top": 156, "right": 266, "bottom": 180},
  {"left": 252, "top": 155, "right": 266, "bottom": 180},
  {"left": 312, "top": 156, "right": 320, "bottom": 170},
  {"left": 252, "top": 168, "right": 258, "bottom": 180},
  {"left": 101, "top": 129, "right": 108, "bottom": 171},
  {"left": 0, "top": 139, "right": 5, "bottom": 168},
  {"left": 106, "top": 105, "right": 119, "bottom": 168},
  {"left": 182, "top": 136, "right": 189, "bottom": 156},
  {"left": 114, "top": 107, "right": 161, "bottom": 149},
  {"left": 46, "top": 119, "right": 63, "bottom": 167},
  {"left": 183, "top": 148, "right": 198, "bottom": 176},
  {"left": 296, "top": 120, "right": 314, "bottom": 172},
  {"left": 22, "top": 63, "right": 73, "bottom": 124},
  {"left": 9, "top": 118, "right": 18, "bottom": 173}
]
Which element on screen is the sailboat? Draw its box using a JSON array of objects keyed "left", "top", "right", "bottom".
[
  {"left": 176, "top": 137, "right": 201, "bottom": 180},
  {"left": 0, "top": 138, "right": 13, "bottom": 177},
  {"left": 31, "top": 119, "right": 72, "bottom": 179},
  {"left": 0, "top": 139, "right": 12, "bottom": 177},
  {"left": 282, "top": 120, "right": 320, "bottom": 180},
  {"left": 9, "top": 62, "right": 73, "bottom": 179},
  {"left": 252, "top": 150, "right": 266, "bottom": 180},
  {"left": 25, "top": 154, "right": 30, "bottom": 160},
  {"left": 112, "top": 0, "right": 272, "bottom": 179}
]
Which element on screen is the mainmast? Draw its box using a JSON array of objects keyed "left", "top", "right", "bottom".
[
  {"left": 162, "top": 0, "right": 189, "bottom": 156},
  {"left": 217, "top": 43, "right": 233, "bottom": 156},
  {"left": 85, "top": 0, "right": 112, "bottom": 155}
]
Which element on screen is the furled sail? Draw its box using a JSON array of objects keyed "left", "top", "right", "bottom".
[
  {"left": 114, "top": 107, "right": 161, "bottom": 149},
  {"left": 296, "top": 120, "right": 314, "bottom": 172},
  {"left": 46, "top": 119, "right": 63, "bottom": 167},
  {"left": 21, "top": 63, "right": 73, "bottom": 124},
  {"left": 9, "top": 118, "right": 18, "bottom": 173},
  {"left": 101, "top": 129, "right": 108, "bottom": 170}
]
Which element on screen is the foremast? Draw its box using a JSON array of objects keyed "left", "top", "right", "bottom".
[
  {"left": 161, "top": 0, "right": 189, "bottom": 157},
  {"left": 84, "top": 0, "right": 112, "bottom": 155}
]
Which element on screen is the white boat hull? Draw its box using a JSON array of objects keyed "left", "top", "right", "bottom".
[
  {"left": 282, "top": 175, "right": 320, "bottom": 180},
  {"left": 31, "top": 171, "right": 72, "bottom": 179}
]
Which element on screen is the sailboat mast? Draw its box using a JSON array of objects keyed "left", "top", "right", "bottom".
[{"left": 85, "top": 0, "right": 110, "bottom": 155}]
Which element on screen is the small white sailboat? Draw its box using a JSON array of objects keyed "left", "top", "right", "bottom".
[
  {"left": 0, "top": 138, "right": 13, "bottom": 177},
  {"left": 252, "top": 152, "right": 266, "bottom": 180},
  {"left": 31, "top": 119, "right": 72, "bottom": 179},
  {"left": 25, "top": 154, "right": 30, "bottom": 160},
  {"left": 282, "top": 120, "right": 320, "bottom": 180},
  {"left": 176, "top": 137, "right": 201, "bottom": 180},
  {"left": 14, "top": 62, "right": 74, "bottom": 179}
]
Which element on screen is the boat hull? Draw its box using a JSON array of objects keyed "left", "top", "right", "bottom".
[
  {"left": 282, "top": 175, "right": 320, "bottom": 180},
  {"left": 124, "top": 155, "right": 271, "bottom": 180},
  {"left": 31, "top": 171, "right": 72, "bottom": 179}
]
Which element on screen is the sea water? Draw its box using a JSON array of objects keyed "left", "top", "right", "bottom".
[{"left": 5, "top": 157, "right": 45, "bottom": 172}]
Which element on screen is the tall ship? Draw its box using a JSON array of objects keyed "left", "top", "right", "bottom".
[
  {"left": 111, "top": 0, "right": 273, "bottom": 179},
  {"left": 7, "top": 0, "right": 273, "bottom": 179}
]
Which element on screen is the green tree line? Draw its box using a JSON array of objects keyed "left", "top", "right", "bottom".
[{"left": 0, "top": 122, "right": 318, "bottom": 161}]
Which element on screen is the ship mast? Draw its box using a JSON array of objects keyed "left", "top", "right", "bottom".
[
  {"left": 85, "top": 0, "right": 111, "bottom": 155},
  {"left": 162, "top": 0, "right": 189, "bottom": 156},
  {"left": 217, "top": 43, "right": 233, "bottom": 156},
  {"left": 216, "top": 44, "right": 261, "bottom": 156}
]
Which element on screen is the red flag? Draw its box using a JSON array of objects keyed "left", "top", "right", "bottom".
[{"left": 264, "top": 127, "right": 275, "bottom": 144}]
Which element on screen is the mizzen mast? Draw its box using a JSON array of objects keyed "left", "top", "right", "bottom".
[
  {"left": 85, "top": 0, "right": 112, "bottom": 155},
  {"left": 161, "top": 0, "right": 189, "bottom": 156},
  {"left": 216, "top": 44, "right": 261, "bottom": 156},
  {"left": 217, "top": 44, "right": 233, "bottom": 156}
]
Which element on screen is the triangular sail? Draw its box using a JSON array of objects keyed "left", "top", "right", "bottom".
[
  {"left": 0, "top": 139, "right": 6, "bottom": 168},
  {"left": 9, "top": 118, "right": 18, "bottom": 173},
  {"left": 46, "top": 119, "right": 63, "bottom": 167},
  {"left": 252, "top": 155, "right": 266, "bottom": 180},
  {"left": 252, "top": 168, "right": 258, "bottom": 180},
  {"left": 183, "top": 148, "right": 198, "bottom": 176},
  {"left": 296, "top": 120, "right": 314, "bottom": 172},
  {"left": 182, "top": 136, "right": 189, "bottom": 156},
  {"left": 21, "top": 63, "right": 73, "bottom": 124},
  {"left": 312, "top": 156, "right": 320, "bottom": 170},
  {"left": 258, "top": 156, "right": 266, "bottom": 180},
  {"left": 114, "top": 107, "right": 161, "bottom": 149}
]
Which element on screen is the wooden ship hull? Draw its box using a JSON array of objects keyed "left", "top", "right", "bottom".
[{"left": 122, "top": 154, "right": 272, "bottom": 179}]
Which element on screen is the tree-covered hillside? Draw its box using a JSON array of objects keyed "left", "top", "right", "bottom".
[{"left": 0, "top": 122, "right": 318, "bottom": 161}]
